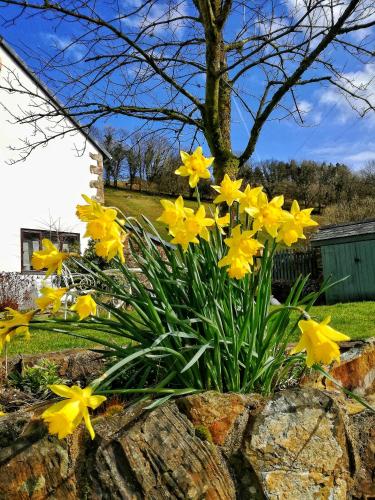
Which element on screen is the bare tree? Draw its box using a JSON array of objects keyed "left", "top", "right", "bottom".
[
  {"left": 100, "top": 127, "right": 128, "bottom": 187},
  {"left": 126, "top": 132, "right": 179, "bottom": 190},
  {"left": 0, "top": 0, "right": 374, "bottom": 182}
]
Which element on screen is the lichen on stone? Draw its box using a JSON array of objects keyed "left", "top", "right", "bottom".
[{"left": 194, "top": 424, "right": 213, "bottom": 443}]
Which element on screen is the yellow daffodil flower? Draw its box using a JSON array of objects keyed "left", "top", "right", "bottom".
[
  {"left": 42, "top": 384, "right": 106, "bottom": 439},
  {"left": 77, "top": 194, "right": 118, "bottom": 239},
  {"left": 76, "top": 195, "right": 127, "bottom": 262},
  {"left": 157, "top": 196, "right": 193, "bottom": 230},
  {"left": 223, "top": 225, "right": 263, "bottom": 265},
  {"left": 36, "top": 286, "right": 69, "bottom": 313},
  {"left": 276, "top": 200, "right": 318, "bottom": 246},
  {"left": 70, "top": 295, "right": 97, "bottom": 320},
  {"left": 251, "top": 193, "right": 292, "bottom": 238},
  {"left": 239, "top": 185, "right": 263, "bottom": 215},
  {"left": 212, "top": 174, "right": 243, "bottom": 207},
  {"left": 169, "top": 205, "right": 214, "bottom": 250},
  {"left": 0, "top": 411, "right": 5, "bottom": 416},
  {"left": 170, "top": 224, "right": 200, "bottom": 251},
  {"left": 94, "top": 231, "right": 126, "bottom": 263},
  {"left": 76, "top": 194, "right": 104, "bottom": 221},
  {"left": 182, "top": 206, "right": 214, "bottom": 242},
  {"left": 175, "top": 147, "right": 214, "bottom": 188},
  {"left": 32, "top": 239, "right": 73, "bottom": 276},
  {"left": 291, "top": 317, "right": 350, "bottom": 367},
  {"left": 291, "top": 200, "right": 318, "bottom": 228},
  {"left": 0, "top": 308, "right": 36, "bottom": 352},
  {"left": 276, "top": 221, "right": 304, "bottom": 246},
  {"left": 219, "top": 253, "right": 250, "bottom": 279},
  {"left": 218, "top": 225, "right": 263, "bottom": 279},
  {"left": 214, "top": 207, "right": 230, "bottom": 235}
]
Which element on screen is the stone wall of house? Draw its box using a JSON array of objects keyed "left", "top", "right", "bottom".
[{"left": 89, "top": 152, "right": 105, "bottom": 203}]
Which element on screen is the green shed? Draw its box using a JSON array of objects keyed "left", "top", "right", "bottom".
[{"left": 311, "top": 219, "right": 375, "bottom": 304}]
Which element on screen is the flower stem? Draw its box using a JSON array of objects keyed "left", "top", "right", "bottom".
[{"left": 195, "top": 186, "right": 201, "bottom": 206}]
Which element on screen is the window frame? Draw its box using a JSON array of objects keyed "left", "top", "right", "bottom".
[{"left": 20, "top": 228, "right": 80, "bottom": 273}]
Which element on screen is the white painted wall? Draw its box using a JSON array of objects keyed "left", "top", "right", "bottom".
[{"left": 0, "top": 45, "right": 100, "bottom": 272}]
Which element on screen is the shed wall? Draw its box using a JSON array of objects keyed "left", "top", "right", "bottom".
[{"left": 321, "top": 239, "right": 375, "bottom": 303}]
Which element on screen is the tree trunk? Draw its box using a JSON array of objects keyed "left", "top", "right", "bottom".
[{"left": 199, "top": 0, "right": 240, "bottom": 184}]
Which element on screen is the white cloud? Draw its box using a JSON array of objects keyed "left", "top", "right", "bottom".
[
  {"left": 121, "top": 1, "right": 189, "bottom": 36},
  {"left": 45, "top": 33, "right": 83, "bottom": 61},
  {"left": 344, "top": 150, "right": 375, "bottom": 163},
  {"left": 319, "top": 63, "right": 375, "bottom": 126},
  {"left": 286, "top": 0, "right": 374, "bottom": 45},
  {"left": 298, "top": 99, "right": 312, "bottom": 114},
  {"left": 293, "top": 99, "right": 322, "bottom": 125},
  {"left": 309, "top": 139, "right": 375, "bottom": 169}
]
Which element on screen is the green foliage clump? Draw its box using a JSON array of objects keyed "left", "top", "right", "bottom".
[{"left": 9, "top": 360, "right": 66, "bottom": 398}]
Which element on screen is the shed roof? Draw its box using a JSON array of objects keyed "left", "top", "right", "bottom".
[
  {"left": 311, "top": 218, "right": 375, "bottom": 246},
  {"left": 0, "top": 37, "right": 110, "bottom": 159}
]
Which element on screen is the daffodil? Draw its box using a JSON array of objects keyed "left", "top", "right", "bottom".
[
  {"left": 157, "top": 196, "right": 193, "bottom": 230},
  {"left": 218, "top": 225, "right": 263, "bottom": 279},
  {"left": 70, "top": 295, "right": 97, "bottom": 320},
  {"left": 76, "top": 195, "right": 127, "bottom": 262},
  {"left": 94, "top": 231, "right": 126, "bottom": 263},
  {"left": 0, "top": 308, "right": 36, "bottom": 352},
  {"left": 181, "top": 206, "right": 214, "bottom": 242},
  {"left": 0, "top": 411, "right": 5, "bottom": 416},
  {"left": 77, "top": 194, "right": 118, "bottom": 240},
  {"left": 291, "top": 200, "right": 318, "bottom": 228},
  {"left": 239, "top": 185, "right": 263, "bottom": 214},
  {"left": 251, "top": 193, "right": 292, "bottom": 238},
  {"left": 276, "top": 222, "right": 303, "bottom": 246},
  {"left": 170, "top": 223, "right": 200, "bottom": 251},
  {"left": 212, "top": 174, "right": 243, "bottom": 206},
  {"left": 223, "top": 225, "right": 263, "bottom": 265},
  {"left": 32, "top": 239, "right": 73, "bottom": 276},
  {"left": 276, "top": 201, "right": 318, "bottom": 246},
  {"left": 76, "top": 194, "right": 103, "bottom": 221},
  {"left": 219, "top": 253, "right": 250, "bottom": 280},
  {"left": 42, "top": 384, "right": 106, "bottom": 439},
  {"left": 175, "top": 147, "right": 214, "bottom": 188},
  {"left": 36, "top": 286, "right": 68, "bottom": 313},
  {"left": 214, "top": 207, "right": 230, "bottom": 234},
  {"left": 291, "top": 317, "right": 350, "bottom": 367},
  {"left": 169, "top": 205, "right": 214, "bottom": 250}
]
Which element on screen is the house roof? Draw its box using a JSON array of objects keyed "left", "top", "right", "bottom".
[
  {"left": 0, "top": 37, "right": 110, "bottom": 159},
  {"left": 311, "top": 218, "right": 375, "bottom": 246}
]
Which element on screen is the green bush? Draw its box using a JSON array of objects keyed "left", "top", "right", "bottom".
[{"left": 9, "top": 360, "right": 66, "bottom": 398}]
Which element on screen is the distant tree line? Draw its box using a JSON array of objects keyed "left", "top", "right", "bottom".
[
  {"left": 98, "top": 127, "right": 375, "bottom": 214},
  {"left": 240, "top": 159, "right": 375, "bottom": 212}
]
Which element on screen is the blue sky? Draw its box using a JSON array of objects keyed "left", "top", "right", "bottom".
[{"left": 1, "top": 2, "right": 375, "bottom": 171}]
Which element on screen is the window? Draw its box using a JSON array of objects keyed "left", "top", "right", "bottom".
[{"left": 21, "top": 229, "right": 80, "bottom": 272}]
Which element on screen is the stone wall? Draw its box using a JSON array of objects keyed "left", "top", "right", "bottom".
[
  {"left": 0, "top": 341, "right": 374, "bottom": 499},
  {"left": 0, "top": 388, "right": 373, "bottom": 499}
]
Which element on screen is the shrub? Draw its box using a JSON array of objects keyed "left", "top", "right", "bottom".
[
  {"left": 9, "top": 359, "right": 66, "bottom": 398},
  {"left": 0, "top": 273, "right": 37, "bottom": 312},
  {"left": 322, "top": 196, "right": 375, "bottom": 225}
]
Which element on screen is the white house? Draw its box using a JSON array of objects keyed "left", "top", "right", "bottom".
[{"left": 0, "top": 38, "right": 109, "bottom": 273}]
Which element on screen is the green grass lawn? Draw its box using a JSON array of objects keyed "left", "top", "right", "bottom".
[
  {"left": 6, "top": 327, "right": 116, "bottom": 356},
  {"left": 4, "top": 301, "right": 374, "bottom": 356}
]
